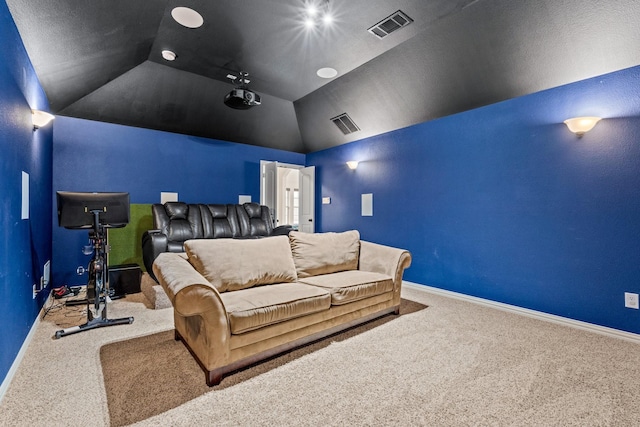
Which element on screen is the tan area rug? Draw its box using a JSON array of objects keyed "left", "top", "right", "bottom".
[{"left": 100, "top": 298, "right": 427, "bottom": 426}]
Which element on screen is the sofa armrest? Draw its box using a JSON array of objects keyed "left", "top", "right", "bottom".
[
  {"left": 359, "top": 241, "right": 412, "bottom": 300},
  {"left": 153, "top": 252, "right": 231, "bottom": 369},
  {"left": 142, "top": 230, "right": 168, "bottom": 281},
  {"left": 152, "top": 253, "right": 225, "bottom": 316}
]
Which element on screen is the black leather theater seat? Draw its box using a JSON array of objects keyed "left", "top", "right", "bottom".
[{"left": 142, "top": 202, "right": 291, "bottom": 280}]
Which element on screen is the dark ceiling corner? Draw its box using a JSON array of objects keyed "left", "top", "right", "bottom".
[{"left": 7, "top": 0, "right": 640, "bottom": 153}]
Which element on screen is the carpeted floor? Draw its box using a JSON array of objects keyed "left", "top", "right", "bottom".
[
  {"left": 2, "top": 285, "right": 640, "bottom": 426},
  {"left": 101, "top": 299, "right": 427, "bottom": 426}
]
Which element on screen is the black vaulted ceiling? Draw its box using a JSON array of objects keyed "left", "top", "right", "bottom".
[{"left": 7, "top": 0, "right": 640, "bottom": 153}]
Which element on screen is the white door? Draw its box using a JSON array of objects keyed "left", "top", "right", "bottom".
[
  {"left": 299, "top": 166, "right": 315, "bottom": 233},
  {"left": 261, "top": 161, "right": 277, "bottom": 226}
]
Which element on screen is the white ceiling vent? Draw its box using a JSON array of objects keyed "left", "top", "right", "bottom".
[
  {"left": 368, "top": 10, "right": 413, "bottom": 39},
  {"left": 331, "top": 113, "right": 360, "bottom": 135}
]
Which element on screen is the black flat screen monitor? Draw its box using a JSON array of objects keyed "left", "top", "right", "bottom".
[{"left": 56, "top": 191, "right": 130, "bottom": 229}]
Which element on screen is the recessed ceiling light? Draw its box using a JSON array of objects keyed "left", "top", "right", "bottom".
[
  {"left": 302, "top": 0, "right": 334, "bottom": 29},
  {"left": 161, "top": 50, "right": 176, "bottom": 61},
  {"left": 171, "top": 7, "right": 204, "bottom": 28},
  {"left": 317, "top": 67, "right": 338, "bottom": 78}
]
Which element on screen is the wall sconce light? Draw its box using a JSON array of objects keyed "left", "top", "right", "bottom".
[
  {"left": 32, "top": 110, "right": 55, "bottom": 129},
  {"left": 563, "top": 116, "right": 601, "bottom": 136},
  {"left": 346, "top": 161, "right": 359, "bottom": 170}
]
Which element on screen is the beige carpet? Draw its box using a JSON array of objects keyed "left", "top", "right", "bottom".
[
  {"left": 2, "top": 285, "right": 640, "bottom": 426},
  {"left": 101, "top": 299, "right": 428, "bottom": 426}
]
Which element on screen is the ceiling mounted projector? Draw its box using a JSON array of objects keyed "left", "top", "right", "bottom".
[{"left": 224, "top": 71, "right": 261, "bottom": 110}]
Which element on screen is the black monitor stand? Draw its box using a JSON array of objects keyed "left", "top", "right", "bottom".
[{"left": 55, "top": 209, "right": 134, "bottom": 339}]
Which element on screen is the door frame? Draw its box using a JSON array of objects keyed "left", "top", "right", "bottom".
[{"left": 260, "top": 161, "right": 315, "bottom": 232}]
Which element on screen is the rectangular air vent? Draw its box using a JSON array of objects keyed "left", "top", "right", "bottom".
[
  {"left": 331, "top": 113, "right": 360, "bottom": 135},
  {"left": 368, "top": 10, "right": 413, "bottom": 39}
]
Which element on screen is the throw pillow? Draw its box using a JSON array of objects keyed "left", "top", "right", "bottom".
[
  {"left": 184, "top": 236, "right": 298, "bottom": 292},
  {"left": 289, "top": 230, "right": 360, "bottom": 278}
]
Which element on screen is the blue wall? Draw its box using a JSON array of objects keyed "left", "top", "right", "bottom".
[
  {"left": 0, "top": 2, "right": 53, "bottom": 385},
  {"left": 308, "top": 65, "right": 640, "bottom": 334},
  {"left": 3, "top": 0, "right": 640, "bottom": 393},
  {"left": 52, "top": 117, "right": 305, "bottom": 286}
]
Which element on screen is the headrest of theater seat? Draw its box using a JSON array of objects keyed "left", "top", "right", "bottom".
[
  {"left": 201, "top": 204, "right": 238, "bottom": 238},
  {"left": 243, "top": 203, "right": 262, "bottom": 218},
  {"left": 165, "top": 202, "right": 188, "bottom": 220},
  {"left": 208, "top": 204, "right": 229, "bottom": 218}
]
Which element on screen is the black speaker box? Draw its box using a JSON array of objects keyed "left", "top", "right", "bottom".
[{"left": 108, "top": 263, "right": 141, "bottom": 297}]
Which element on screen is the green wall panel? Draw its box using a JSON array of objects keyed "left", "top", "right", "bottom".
[{"left": 107, "top": 204, "right": 153, "bottom": 270}]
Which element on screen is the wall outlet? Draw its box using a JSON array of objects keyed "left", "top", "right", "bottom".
[{"left": 624, "top": 292, "right": 639, "bottom": 309}]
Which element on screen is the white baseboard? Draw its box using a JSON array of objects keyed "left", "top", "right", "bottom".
[
  {"left": 0, "top": 291, "right": 51, "bottom": 404},
  {"left": 404, "top": 281, "right": 640, "bottom": 344}
]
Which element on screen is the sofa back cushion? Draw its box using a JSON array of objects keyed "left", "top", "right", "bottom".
[
  {"left": 289, "top": 230, "right": 360, "bottom": 278},
  {"left": 184, "top": 236, "right": 297, "bottom": 292}
]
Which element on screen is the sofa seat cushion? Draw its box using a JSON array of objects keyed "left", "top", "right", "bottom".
[
  {"left": 221, "top": 283, "right": 331, "bottom": 334},
  {"left": 289, "top": 230, "right": 360, "bottom": 278},
  {"left": 298, "top": 270, "right": 394, "bottom": 305},
  {"left": 185, "top": 236, "right": 297, "bottom": 292}
]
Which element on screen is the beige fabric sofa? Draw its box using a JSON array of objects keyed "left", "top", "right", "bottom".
[{"left": 153, "top": 230, "right": 411, "bottom": 386}]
